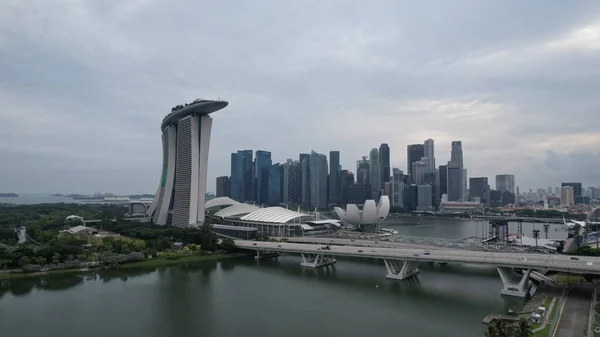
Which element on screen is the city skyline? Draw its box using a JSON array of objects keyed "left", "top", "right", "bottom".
[{"left": 1, "top": 1, "right": 600, "bottom": 194}]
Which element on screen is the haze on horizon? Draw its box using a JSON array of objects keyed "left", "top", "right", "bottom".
[{"left": 0, "top": 0, "right": 599, "bottom": 195}]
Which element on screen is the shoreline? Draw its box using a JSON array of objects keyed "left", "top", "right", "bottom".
[{"left": 0, "top": 252, "right": 251, "bottom": 281}]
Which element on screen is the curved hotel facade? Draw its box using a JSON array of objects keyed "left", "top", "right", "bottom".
[{"left": 147, "top": 100, "right": 228, "bottom": 227}]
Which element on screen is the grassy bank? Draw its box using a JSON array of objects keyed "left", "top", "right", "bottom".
[{"left": 0, "top": 252, "right": 251, "bottom": 281}]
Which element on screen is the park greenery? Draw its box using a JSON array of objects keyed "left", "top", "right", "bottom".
[
  {"left": 0, "top": 203, "right": 240, "bottom": 276},
  {"left": 485, "top": 318, "right": 533, "bottom": 337}
]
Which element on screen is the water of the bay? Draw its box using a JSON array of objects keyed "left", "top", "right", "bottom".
[{"left": 0, "top": 216, "right": 568, "bottom": 337}]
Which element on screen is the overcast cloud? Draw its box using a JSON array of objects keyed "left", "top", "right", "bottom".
[{"left": 1, "top": 0, "right": 599, "bottom": 194}]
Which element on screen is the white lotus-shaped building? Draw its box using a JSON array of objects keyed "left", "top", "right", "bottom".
[{"left": 334, "top": 195, "right": 390, "bottom": 225}]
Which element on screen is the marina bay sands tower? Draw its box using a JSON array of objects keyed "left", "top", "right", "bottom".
[{"left": 147, "top": 99, "right": 228, "bottom": 227}]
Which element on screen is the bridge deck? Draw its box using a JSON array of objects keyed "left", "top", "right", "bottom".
[{"left": 235, "top": 240, "right": 600, "bottom": 274}]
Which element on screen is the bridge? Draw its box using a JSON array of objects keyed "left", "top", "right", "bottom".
[
  {"left": 470, "top": 215, "right": 567, "bottom": 224},
  {"left": 235, "top": 240, "right": 600, "bottom": 298}
]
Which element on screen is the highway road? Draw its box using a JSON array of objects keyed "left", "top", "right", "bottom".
[
  {"left": 235, "top": 240, "right": 600, "bottom": 274},
  {"left": 283, "top": 237, "right": 465, "bottom": 251}
]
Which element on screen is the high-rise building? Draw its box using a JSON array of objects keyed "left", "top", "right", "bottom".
[
  {"left": 297, "top": 153, "right": 309, "bottom": 204},
  {"left": 329, "top": 151, "right": 340, "bottom": 205},
  {"left": 216, "top": 176, "right": 230, "bottom": 197},
  {"left": 561, "top": 186, "right": 574, "bottom": 205},
  {"left": 423, "top": 139, "right": 435, "bottom": 173},
  {"left": 339, "top": 170, "right": 354, "bottom": 205},
  {"left": 356, "top": 157, "right": 370, "bottom": 185},
  {"left": 267, "top": 163, "right": 281, "bottom": 205},
  {"left": 417, "top": 185, "right": 433, "bottom": 211},
  {"left": 309, "top": 150, "right": 328, "bottom": 208},
  {"left": 407, "top": 144, "right": 425, "bottom": 183},
  {"left": 392, "top": 168, "right": 404, "bottom": 207},
  {"left": 301, "top": 155, "right": 311, "bottom": 206},
  {"left": 462, "top": 168, "right": 468, "bottom": 201},
  {"left": 254, "top": 150, "right": 272, "bottom": 204},
  {"left": 147, "top": 99, "right": 228, "bottom": 226},
  {"left": 411, "top": 160, "right": 427, "bottom": 186},
  {"left": 403, "top": 184, "right": 418, "bottom": 210},
  {"left": 495, "top": 174, "right": 516, "bottom": 195},
  {"left": 437, "top": 164, "right": 448, "bottom": 202},
  {"left": 469, "top": 177, "right": 490, "bottom": 205},
  {"left": 369, "top": 148, "right": 381, "bottom": 200},
  {"left": 348, "top": 184, "right": 371, "bottom": 205},
  {"left": 379, "top": 143, "right": 390, "bottom": 187},
  {"left": 233, "top": 149, "right": 254, "bottom": 202},
  {"left": 450, "top": 141, "right": 464, "bottom": 200},
  {"left": 447, "top": 161, "right": 462, "bottom": 202},
  {"left": 283, "top": 159, "right": 299, "bottom": 204},
  {"left": 561, "top": 182, "right": 582, "bottom": 197},
  {"left": 230, "top": 152, "right": 240, "bottom": 200}
]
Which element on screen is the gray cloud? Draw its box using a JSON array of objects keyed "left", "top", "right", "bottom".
[{"left": 0, "top": 0, "right": 599, "bottom": 194}]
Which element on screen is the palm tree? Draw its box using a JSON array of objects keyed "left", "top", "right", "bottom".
[{"left": 513, "top": 317, "right": 533, "bottom": 337}]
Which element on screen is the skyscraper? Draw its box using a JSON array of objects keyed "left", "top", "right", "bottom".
[
  {"left": 495, "top": 174, "right": 515, "bottom": 194},
  {"left": 301, "top": 155, "right": 311, "bottom": 206},
  {"left": 561, "top": 186, "right": 574, "bottom": 205},
  {"left": 423, "top": 139, "right": 435, "bottom": 173},
  {"left": 283, "top": 159, "right": 299, "bottom": 204},
  {"left": 267, "top": 163, "right": 281, "bottom": 205},
  {"left": 254, "top": 150, "right": 272, "bottom": 204},
  {"left": 411, "top": 160, "right": 427, "bottom": 186},
  {"left": 216, "top": 176, "right": 230, "bottom": 197},
  {"left": 329, "top": 151, "right": 340, "bottom": 205},
  {"left": 297, "top": 153, "right": 309, "bottom": 204},
  {"left": 392, "top": 168, "right": 404, "bottom": 207},
  {"left": 407, "top": 144, "right": 425, "bottom": 183},
  {"left": 309, "top": 150, "right": 328, "bottom": 208},
  {"left": 450, "top": 141, "right": 464, "bottom": 200},
  {"left": 369, "top": 148, "right": 381, "bottom": 200},
  {"left": 446, "top": 161, "right": 462, "bottom": 202},
  {"left": 229, "top": 152, "right": 240, "bottom": 200},
  {"left": 379, "top": 143, "right": 390, "bottom": 187},
  {"left": 356, "top": 157, "right": 370, "bottom": 185},
  {"left": 147, "top": 99, "right": 228, "bottom": 226},
  {"left": 561, "top": 182, "right": 582, "bottom": 197},
  {"left": 462, "top": 168, "right": 468, "bottom": 201},
  {"left": 437, "top": 164, "right": 448, "bottom": 202},
  {"left": 339, "top": 170, "right": 354, "bottom": 205},
  {"left": 417, "top": 185, "right": 433, "bottom": 211},
  {"left": 231, "top": 150, "right": 254, "bottom": 202},
  {"left": 469, "top": 177, "right": 490, "bottom": 205}
]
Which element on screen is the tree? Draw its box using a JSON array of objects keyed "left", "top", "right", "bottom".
[
  {"left": 18, "top": 256, "right": 31, "bottom": 267},
  {"left": 220, "top": 238, "right": 236, "bottom": 253},
  {"left": 484, "top": 318, "right": 532, "bottom": 337},
  {"left": 513, "top": 317, "right": 533, "bottom": 337}
]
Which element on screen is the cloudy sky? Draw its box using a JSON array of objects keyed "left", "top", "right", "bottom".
[{"left": 1, "top": 0, "right": 599, "bottom": 195}]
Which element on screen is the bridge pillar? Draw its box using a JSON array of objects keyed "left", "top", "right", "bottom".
[
  {"left": 300, "top": 253, "right": 336, "bottom": 268},
  {"left": 254, "top": 250, "right": 279, "bottom": 261},
  {"left": 497, "top": 267, "right": 532, "bottom": 297},
  {"left": 384, "top": 259, "right": 419, "bottom": 280}
]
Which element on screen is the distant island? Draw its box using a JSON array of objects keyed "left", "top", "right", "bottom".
[
  {"left": 0, "top": 193, "right": 18, "bottom": 197},
  {"left": 51, "top": 193, "right": 64, "bottom": 197}
]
